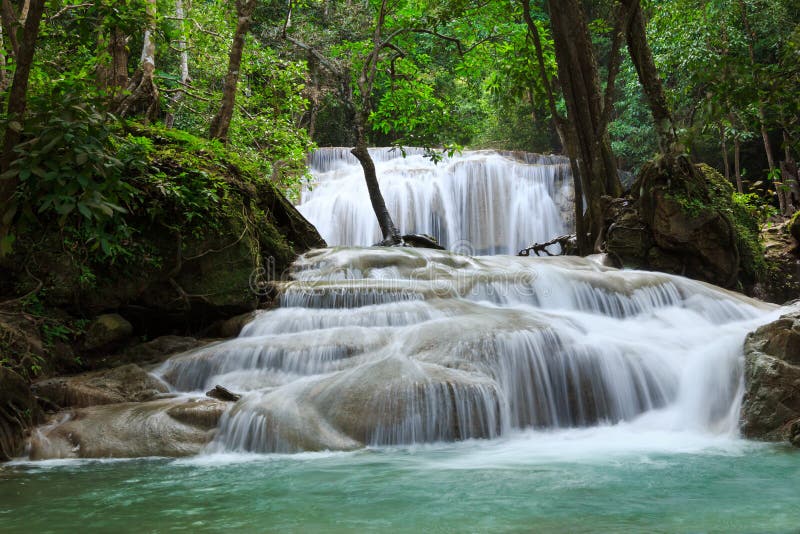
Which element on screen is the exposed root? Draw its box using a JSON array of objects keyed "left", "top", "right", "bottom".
[{"left": 518, "top": 234, "right": 576, "bottom": 257}]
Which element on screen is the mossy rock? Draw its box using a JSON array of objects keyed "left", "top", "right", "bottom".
[
  {"left": 612, "top": 155, "right": 763, "bottom": 289},
  {"left": 791, "top": 211, "right": 800, "bottom": 244},
  {"left": 1, "top": 126, "right": 325, "bottom": 335},
  {"left": 0, "top": 366, "right": 40, "bottom": 461}
]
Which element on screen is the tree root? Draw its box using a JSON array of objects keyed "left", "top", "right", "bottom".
[
  {"left": 518, "top": 234, "right": 576, "bottom": 257},
  {"left": 114, "top": 68, "right": 159, "bottom": 122}
]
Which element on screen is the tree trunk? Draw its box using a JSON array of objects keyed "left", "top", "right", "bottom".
[
  {"left": 0, "top": 26, "right": 7, "bottom": 91},
  {"left": 546, "top": 0, "right": 621, "bottom": 251},
  {"left": 114, "top": 0, "right": 158, "bottom": 122},
  {"left": 0, "top": 0, "right": 19, "bottom": 58},
  {"left": 209, "top": 0, "right": 255, "bottom": 141},
  {"left": 734, "top": 135, "right": 742, "bottom": 193},
  {"left": 738, "top": 0, "right": 783, "bottom": 211},
  {"left": 351, "top": 120, "right": 399, "bottom": 244},
  {"left": 782, "top": 128, "right": 798, "bottom": 215},
  {"left": 620, "top": 0, "right": 677, "bottom": 154},
  {"left": 0, "top": 0, "right": 45, "bottom": 246},
  {"left": 97, "top": 27, "right": 129, "bottom": 99},
  {"left": 522, "top": 0, "right": 587, "bottom": 251},
  {"left": 166, "top": 0, "right": 190, "bottom": 129},
  {"left": 719, "top": 121, "right": 732, "bottom": 184}
]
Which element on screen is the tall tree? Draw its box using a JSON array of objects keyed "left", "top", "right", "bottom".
[
  {"left": 114, "top": 0, "right": 159, "bottom": 121},
  {"left": 542, "top": 0, "right": 622, "bottom": 251},
  {"left": 0, "top": 0, "right": 46, "bottom": 249},
  {"left": 619, "top": 0, "right": 677, "bottom": 154},
  {"left": 209, "top": 0, "right": 256, "bottom": 141}
]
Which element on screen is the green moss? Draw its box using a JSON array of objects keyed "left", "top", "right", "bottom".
[{"left": 696, "top": 164, "right": 766, "bottom": 283}]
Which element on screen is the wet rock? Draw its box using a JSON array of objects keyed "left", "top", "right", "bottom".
[
  {"left": 32, "top": 364, "right": 169, "bottom": 410},
  {"left": 215, "top": 355, "right": 502, "bottom": 453},
  {"left": 605, "top": 205, "right": 651, "bottom": 268},
  {"left": 206, "top": 385, "right": 241, "bottom": 402},
  {"left": 122, "top": 335, "right": 204, "bottom": 365},
  {"left": 0, "top": 367, "right": 39, "bottom": 461},
  {"left": 217, "top": 312, "right": 257, "bottom": 338},
  {"left": 83, "top": 314, "right": 133, "bottom": 351},
  {"left": 400, "top": 234, "right": 446, "bottom": 250},
  {"left": 741, "top": 311, "right": 800, "bottom": 445},
  {"left": 27, "top": 397, "right": 228, "bottom": 459}
]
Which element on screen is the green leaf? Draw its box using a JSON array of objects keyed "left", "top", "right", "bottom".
[{"left": 77, "top": 201, "right": 93, "bottom": 219}]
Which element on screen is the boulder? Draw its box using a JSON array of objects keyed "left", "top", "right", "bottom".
[
  {"left": 791, "top": 212, "right": 800, "bottom": 244},
  {"left": 217, "top": 312, "right": 257, "bottom": 338},
  {"left": 636, "top": 159, "right": 740, "bottom": 287},
  {"left": 83, "top": 313, "right": 133, "bottom": 351},
  {"left": 0, "top": 367, "right": 39, "bottom": 461},
  {"left": 0, "top": 126, "right": 325, "bottom": 338},
  {"left": 121, "top": 335, "right": 204, "bottom": 365},
  {"left": 32, "top": 364, "right": 169, "bottom": 409},
  {"left": 741, "top": 311, "right": 800, "bottom": 445},
  {"left": 27, "top": 397, "right": 229, "bottom": 459},
  {"left": 753, "top": 220, "right": 800, "bottom": 303},
  {"left": 606, "top": 157, "right": 761, "bottom": 289}
]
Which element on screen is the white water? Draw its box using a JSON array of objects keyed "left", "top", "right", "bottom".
[
  {"left": 298, "top": 148, "right": 574, "bottom": 253},
  {"left": 24, "top": 149, "right": 787, "bottom": 460},
  {"left": 152, "top": 247, "right": 779, "bottom": 454}
]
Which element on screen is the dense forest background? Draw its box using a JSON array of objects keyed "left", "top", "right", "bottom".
[{"left": 1, "top": 0, "right": 798, "bottom": 251}]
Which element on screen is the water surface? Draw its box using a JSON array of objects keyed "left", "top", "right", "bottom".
[{"left": 4, "top": 428, "right": 798, "bottom": 533}]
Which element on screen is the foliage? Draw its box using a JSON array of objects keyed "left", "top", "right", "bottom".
[{"left": 0, "top": 86, "right": 138, "bottom": 258}]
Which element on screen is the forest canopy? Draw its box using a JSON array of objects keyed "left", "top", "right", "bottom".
[{"left": 0, "top": 0, "right": 798, "bottom": 254}]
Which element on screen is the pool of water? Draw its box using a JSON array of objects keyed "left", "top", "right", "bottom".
[{"left": 2, "top": 426, "right": 798, "bottom": 533}]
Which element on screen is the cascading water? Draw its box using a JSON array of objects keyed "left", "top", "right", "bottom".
[
  {"left": 22, "top": 149, "right": 786, "bottom": 460},
  {"left": 298, "top": 148, "right": 574, "bottom": 253},
  {"left": 144, "top": 247, "right": 777, "bottom": 454}
]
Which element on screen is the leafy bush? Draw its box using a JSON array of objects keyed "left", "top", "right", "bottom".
[{"left": 1, "top": 88, "right": 144, "bottom": 258}]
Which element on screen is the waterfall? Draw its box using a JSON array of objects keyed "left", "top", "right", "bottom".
[
  {"left": 25, "top": 149, "right": 784, "bottom": 460},
  {"left": 153, "top": 247, "right": 778, "bottom": 454},
  {"left": 297, "top": 148, "right": 574, "bottom": 253}
]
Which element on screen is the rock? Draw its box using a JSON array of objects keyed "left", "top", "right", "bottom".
[
  {"left": 122, "top": 335, "right": 204, "bottom": 365},
  {"left": 215, "top": 355, "right": 502, "bottom": 452},
  {"left": 790, "top": 212, "right": 800, "bottom": 244},
  {"left": 741, "top": 311, "right": 800, "bottom": 444},
  {"left": 0, "top": 367, "right": 39, "bottom": 461},
  {"left": 605, "top": 202, "right": 651, "bottom": 268},
  {"left": 206, "top": 385, "right": 241, "bottom": 402},
  {"left": 83, "top": 313, "right": 133, "bottom": 351},
  {"left": 217, "top": 312, "right": 257, "bottom": 338},
  {"left": 27, "top": 397, "right": 229, "bottom": 459},
  {"left": 639, "top": 160, "right": 740, "bottom": 287},
  {"left": 606, "top": 157, "right": 758, "bottom": 289},
  {"left": 0, "top": 127, "right": 326, "bottom": 338},
  {"left": 400, "top": 234, "right": 446, "bottom": 250},
  {"left": 32, "top": 364, "right": 169, "bottom": 409},
  {"left": 751, "top": 221, "right": 800, "bottom": 304}
]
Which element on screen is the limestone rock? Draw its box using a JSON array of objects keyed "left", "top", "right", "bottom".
[
  {"left": 27, "top": 397, "right": 228, "bottom": 459},
  {"left": 0, "top": 367, "right": 39, "bottom": 461},
  {"left": 206, "top": 385, "right": 241, "bottom": 402},
  {"left": 741, "top": 311, "right": 800, "bottom": 444},
  {"left": 217, "top": 312, "right": 257, "bottom": 338},
  {"left": 83, "top": 313, "right": 133, "bottom": 351},
  {"left": 122, "top": 335, "right": 203, "bottom": 365},
  {"left": 32, "top": 364, "right": 168, "bottom": 409}
]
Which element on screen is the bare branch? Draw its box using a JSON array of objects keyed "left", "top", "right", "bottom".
[{"left": 47, "top": 2, "right": 92, "bottom": 22}]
